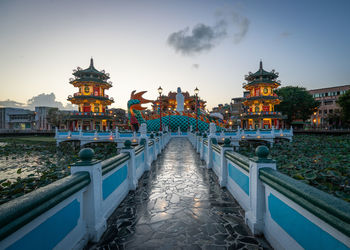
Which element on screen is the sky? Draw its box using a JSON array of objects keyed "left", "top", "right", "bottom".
[{"left": 0, "top": 0, "right": 349, "bottom": 111}]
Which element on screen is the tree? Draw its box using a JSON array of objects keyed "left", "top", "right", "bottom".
[
  {"left": 274, "top": 86, "right": 320, "bottom": 125},
  {"left": 47, "top": 108, "right": 69, "bottom": 128},
  {"left": 337, "top": 89, "right": 350, "bottom": 126}
]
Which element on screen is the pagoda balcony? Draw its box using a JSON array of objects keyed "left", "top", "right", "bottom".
[
  {"left": 240, "top": 111, "right": 285, "bottom": 119},
  {"left": 68, "top": 111, "right": 114, "bottom": 119},
  {"left": 245, "top": 94, "right": 279, "bottom": 101},
  {"left": 68, "top": 93, "right": 114, "bottom": 102}
]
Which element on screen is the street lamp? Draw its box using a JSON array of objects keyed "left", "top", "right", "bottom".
[
  {"left": 194, "top": 87, "right": 199, "bottom": 131},
  {"left": 158, "top": 86, "right": 163, "bottom": 131}
]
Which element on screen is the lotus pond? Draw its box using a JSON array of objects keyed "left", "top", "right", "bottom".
[
  {"left": 0, "top": 137, "right": 119, "bottom": 205},
  {"left": 239, "top": 134, "right": 350, "bottom": 202}
]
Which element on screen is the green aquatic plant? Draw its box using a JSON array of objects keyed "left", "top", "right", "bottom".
[{"left": 239, "top": 134, "right": 350, "bottom": 202}]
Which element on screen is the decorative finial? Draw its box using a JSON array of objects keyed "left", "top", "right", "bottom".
[
  {"left": 79, "top": 148, "right": 95, "bottom": 162},
  {"left": 90, "top": 57, "right": 94, "bottom": 68},
  {"left": 255, "top": 145, "right": 269, "bottom": 159},
  {"left": 259, "top": 60, "right": 263, "bottom": 70}
]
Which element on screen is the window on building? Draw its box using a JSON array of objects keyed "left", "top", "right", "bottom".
[
  {"left": 329, "top": 109, "right": 333, "bottom": 114},
  {"left": 324, "top": 110, "right": 327, "bottom": 114},
  {"left": 319, "top": 110, "right": 322, "bottom": 114}
]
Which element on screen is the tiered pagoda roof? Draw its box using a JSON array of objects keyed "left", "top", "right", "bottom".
[
  {"left": 243, "top": 61, "right": 281, "bottom": 89},
  {"left": 69, "top": 58, "right": 113, "bottom": 89}
]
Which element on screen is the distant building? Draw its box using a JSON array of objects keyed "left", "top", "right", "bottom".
[
  {"left": 35, "top": 106, "right": 54, "bottom": 130},
  {"left": 0, "top": 108, "right": 35, "bottom": 130},
  {"left": 309, "top": 85, "right": 350, "bottom": 128}
]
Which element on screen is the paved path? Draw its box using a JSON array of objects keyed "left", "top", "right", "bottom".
[{"left": 87, "top": 138, "right": 271, "bottom": 250}]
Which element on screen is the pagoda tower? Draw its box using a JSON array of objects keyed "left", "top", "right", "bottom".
[
  {"left": 67, "top": 58, "right": 114, "bottom": 131},
  {"left": 241, "top": 61, "right": 285, "bottom": 129}
]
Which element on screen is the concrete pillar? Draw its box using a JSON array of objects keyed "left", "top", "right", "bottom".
[
  {"left": 219, "top": 139, "right": 233, "bottom": 187},
  {"left": 70, "top": 149, "right": 106, "bottom": 242},
  {"left": 245, "top": 146, "right": 276, "bottom": 235},
  {"left": 120, "top": 140, "right": 137, "bottom": 190}
]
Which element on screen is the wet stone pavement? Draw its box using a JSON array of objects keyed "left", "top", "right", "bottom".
[{"left": 87, "top": 138, "right": 272, "bottom": 250}]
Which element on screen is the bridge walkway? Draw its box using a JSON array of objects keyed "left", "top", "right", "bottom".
[{"left": 87, "top": 138, "right": 271, "bottom": 249}]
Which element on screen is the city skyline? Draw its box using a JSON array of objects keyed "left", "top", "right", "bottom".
[{"left": 1, "top": 0, "right": 349, "bottom": 110}]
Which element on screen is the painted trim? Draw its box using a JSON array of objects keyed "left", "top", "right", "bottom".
[
  {"left": 101, "top": 153, "right": 130, "bottom": 175},
  {"left": 260, "top": 167, "right": 350, "bottom": 237},
  {"left": 228, "top": 162, "right": 249, "bottom": 195},
  {"left": 102, "top": 164, "right": 127, "bottom": 200},
  {"left": 0, "top": 173, "right": 90, "bottom": 241},
  {"left": 268, "top": 193, "right": 349, "bottom": 250},
  {"left": 224, "top": 151, "right": 249, "bottom": 172},
  {"left": 6, "top": 199, "right": 80, "bottom": 250}
]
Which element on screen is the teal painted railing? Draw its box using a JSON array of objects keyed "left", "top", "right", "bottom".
[
  {"left": 260, "top": 168, "right": 350, "bottom": 237},
  {"left": 134, "top": 145, "right": 145, "bottom": 155},
  {"left": 224, "top": 151, "right": 249, "bottom": 172},
  {"left": 0, "top": 172, "right": 90, "bottom": 241},
  {"left": 102, "top": 153, "right": 130, "bottom": 175}
]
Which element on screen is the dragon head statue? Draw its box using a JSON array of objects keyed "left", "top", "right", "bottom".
[{"left": 127, "top": 90, "right": 152, "bottom": 124}]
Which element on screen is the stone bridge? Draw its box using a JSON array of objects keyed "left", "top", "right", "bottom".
[{"left": 1, "top": 132, "right": 349, "bottom": 250}]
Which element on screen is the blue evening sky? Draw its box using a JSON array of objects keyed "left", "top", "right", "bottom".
[{"left": 0, "top": 0, "right": 349, "bottom": 110}]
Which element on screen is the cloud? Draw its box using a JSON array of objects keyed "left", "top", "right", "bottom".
[
  {"left": 231, "top": 11, "right": 250, "bottom": 44},
  {"left": 192, "top": 64, "right": 199, "bottom": 69},
  {"left": 167, "top": 20, "right": 227, "bottom": 55},
  {"left": 0, "top": 99, "right": 25, "bottom": 108},
  {"left": 0, "top": 93, "right": 75, "bottom": 110},
  {"left": 167, "top": 10, "right": 250, "bottom": 55}
]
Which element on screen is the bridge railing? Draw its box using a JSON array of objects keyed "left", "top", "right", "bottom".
[
  {"left": 0, "top": 132, "right": 170, "bottom": 249},
  {"left": 193, "top": 133, "right": 349, "bottom": 250}
]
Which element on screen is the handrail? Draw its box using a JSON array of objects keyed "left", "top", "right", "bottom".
[
  {"left": 212, "top": 144, "right": 221, "bottom": 154},
  {"left": 224, "top": 151, "right": 249, "bottom": 172},
  {"left": 0, "top": 172, "right": 90, "bottom": 241},
  {"left": 260, "top": 168, "right": 350, "bottom": 237},
  {"left": 148, "top": 141, "right": 154, "bottom": 146},
  {"left": 135, "top": 145, "right": 145, "bottom": 155},
  {"left": 101, "top": 153, "right": 130, "bottom": 175}
]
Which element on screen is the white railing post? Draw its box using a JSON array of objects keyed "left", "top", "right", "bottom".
[
  {"left": 220, "top": 139, "right": 233, "bottom": 187},
  {"left": 115, "top": 127, "right": 120, "bottom": 139},
  {"left": 120, "top": 140, "right": 137, "bottom": 190},
  {"left": 196, "top": 133, "right": 201, "bottom": 153},
  {"left": 245, "top": 146, "right": 276, "bottom": 235},
  {"left": 139, "top": 124, "right": 150, "bottom": 171},
  {"left": 200, "top": 133, "right": 207, "bottom": 160},
  {"left": 207, "top": 123, "right": 216, "bottom": 169},
  {"left": 70, "top": 149, "right": 106, "bottom": 242}
]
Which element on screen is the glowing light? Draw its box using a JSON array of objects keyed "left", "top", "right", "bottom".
[
  {"left": 94, "top": 137, "right": 97, "bottom": 140},
  {"left": 280, "top": 134, "right": 283, "bottom": 136},
  {"left": 109, "top": 136, "right": 113, "bottom": 140},
  {"left": 257, "top": 136, "right": 261, "bottom": 138},
  {"left": 132, "top": 139, "right": 137, "bottom": 143},
  {"left": 67, "top": 136, "right": 71, "bottom": 139},
  {"left": 242, "top": 136, "right": 245, "bottom": 139}
]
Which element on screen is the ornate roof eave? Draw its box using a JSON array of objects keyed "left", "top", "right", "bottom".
[
  {"left": 67, "top": 95, "right": 114, "bottom": 104},
  {"left": 70, "top": 79, "right": 112, "bottom": 88},
  {"left": 243, "top": 81, "right": 281, "bottom": 89},
  {"left": 244, "top": 61, "right": 279, "bottom": 81},
  {"left": 72, "top": 58, "right": 110, "bottom": 80}
]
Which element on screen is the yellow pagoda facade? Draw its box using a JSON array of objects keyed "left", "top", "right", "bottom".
[
  {"left": 241, "top": 61, "right": 285, "bottom": 129},
  {"left": 67, "top": 59, "right": 114, "bottom": 131}
]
